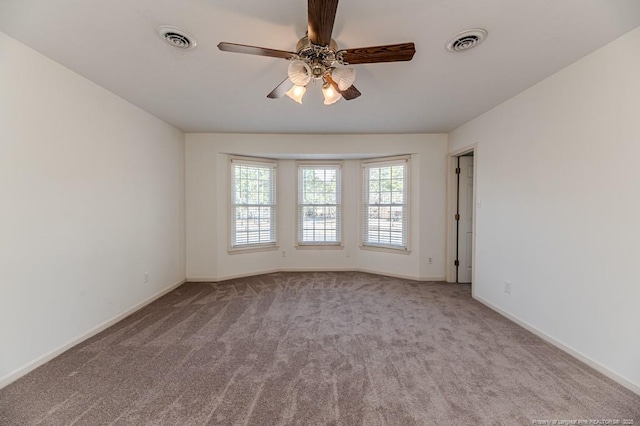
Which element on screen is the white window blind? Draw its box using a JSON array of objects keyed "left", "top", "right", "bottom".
[
  {"left": 231, "top": 158, "right": 277, "bottom": 248},
  {"left": 362, "top": 157, "right": 409, "bottom": 250},
  {"left": 298, "top": 164, "right": 341, "bottom": 245}
]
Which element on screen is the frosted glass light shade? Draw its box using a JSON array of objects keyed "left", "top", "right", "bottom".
[
  {"left": 286, "top": 85, "right": 307, "bottom": 104},
  {"left": 322, "top": 83, "right": 342, "bottom": 105},
  {"left": 331, "top": 67, "right": 356, "bottom": 91},
  {"left": 287, "top": 60, "right": 312, "bottom": 87}
]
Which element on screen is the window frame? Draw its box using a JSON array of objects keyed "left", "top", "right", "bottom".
[
  {"left": 296, "top": 161, "right": 343, "bottom": 247},
  {"left": 228, "top": 156, "right": 278, "bottom": 253},
  {"left": 361, "top": 155, "right": 410, "bottom": 253}
]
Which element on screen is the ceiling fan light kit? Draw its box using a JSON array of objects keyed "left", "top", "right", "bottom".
[
  {"left": 286, "top": 85, "right": 307, "bottom": 104},
  {"left": 217, "top": 0, "right": 416, "bottom": 105},
  {"left": 332, "top": 66, "right": 356, "bottom": 91},
  {"left": 322, "top": 83, "right": 342, "bottom": 105},
  {"left": 287, "top": 60, "right": 313, "bottom": 86}
]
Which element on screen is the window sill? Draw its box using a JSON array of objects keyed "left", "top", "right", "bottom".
[
  {"left": 228, "top": 245, "right": 279, "bottom": 255},
  {"left": 295, "top": 244, "right": 344, "bottom": 250},
  {"left": 360, "top": 245, "right": 411, "bottom": 255}
]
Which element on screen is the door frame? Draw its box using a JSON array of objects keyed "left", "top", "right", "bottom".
[{"left": 445, "top": 144, "right": 478, "bottom": 294}]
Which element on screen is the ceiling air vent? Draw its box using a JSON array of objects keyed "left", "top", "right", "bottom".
[
  {"left": 157, "top": 25, "right": 197, "bottom": 50},
  {"left": 446, "top": 29, "right": 487, "bottom": 52}
]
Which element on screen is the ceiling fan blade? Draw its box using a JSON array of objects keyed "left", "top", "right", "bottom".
[
  {"left": 217, "top": 42, "right": 296, "bottom": 60},
  {"left": 326, "top": 74, "right": 361, "bottom": 101},
  {"left": 340, "top": 85, "right": 361, "bottom": 101},
  {"left": 339, "top": 42, "right": 416, "bottom": 65},
  {"left": 308, "top": 0, "right": 339, "bottom": 47},
  {"left": 267, "top": 77, "right": 294, "bottom": 99}
]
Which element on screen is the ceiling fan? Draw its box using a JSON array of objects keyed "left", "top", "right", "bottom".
[{"left": 217, "top": 0, "right": 416, "bottom": 105}]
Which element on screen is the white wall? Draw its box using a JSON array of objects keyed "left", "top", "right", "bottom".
[
  {"left": 449, "top": 27, "right": 640, "bottom": 391},
  {"left": 186, "top": 133, "right": 448, "bottom": 281},
  {"left": 0, "top": 33, "right": 185, "bottom": 385}
]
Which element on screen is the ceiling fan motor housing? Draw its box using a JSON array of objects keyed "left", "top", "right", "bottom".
[
  {"left": 296, "top": 36, "right": 338, "bottom": 53},
  {"left": 295, "top": 36, "right": 341, "bottom": 80}
]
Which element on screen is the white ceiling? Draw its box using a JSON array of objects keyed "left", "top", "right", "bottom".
[{"left": 2, "top": 0, "right": 640, "bottom": 134}]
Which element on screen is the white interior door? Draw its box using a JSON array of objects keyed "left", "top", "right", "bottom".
[{"left": 457, "top": 156, "right": 474, "bottom": 283}]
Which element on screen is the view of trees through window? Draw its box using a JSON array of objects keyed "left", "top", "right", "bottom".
[
  {"left": 363, "top": 161, "right": 408, "bottom": 248},
  {"left": 231, "top": 161, "right": 276, "bottom": 247},
  {"left": 298, "top": 165, "right": 340, "bottom": 244}
]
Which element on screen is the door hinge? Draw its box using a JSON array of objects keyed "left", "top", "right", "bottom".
[
  {"left": 455, "top": 167, "right": 461, "bottom": 174},
  {"left": 455, "top": 214, "right": 460, "bottom": 221},
  {"left": 454, "top": 260, "right": 460, "bottom": 267}
]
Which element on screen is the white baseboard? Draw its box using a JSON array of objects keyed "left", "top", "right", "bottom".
[
  {"left": 474, "top": 295, "right": 640, "bottom": 396},
  {"left": 278, "top": 267, "right": 354, "bottom": 272},
  {"left": 189, "top": 269, "right": 446, "bottom": 283},
  {"left": 357, "top": 269, "right": 445, "bottom": 282},
  {"left": 188, "top": 269, "right": 282, "bottom": 282},
  {"left": 0, "top": 278, "right": 186, "bottom": 390}
]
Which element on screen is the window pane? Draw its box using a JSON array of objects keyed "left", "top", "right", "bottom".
[
  {"left": 363, "top": 160, "right": 408, "bottom": 249},
  {"left": 231, "top": 161, "right": 276, "bottom": 248},
  {"left": 298, "top": 165, "right": 341, "bottom": 244}
]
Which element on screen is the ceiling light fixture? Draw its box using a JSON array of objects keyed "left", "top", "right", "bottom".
[
  {"left": 286, "top": 85, "right": 307, "bottom": 104},
  {"left": 275, "top": 36, "right": 356, "bottom": 105},
  {"left": 217, "top": 0, "right": 416, "bottom": 105},
  {"left": 287, "top": 60, "right": 312, "bottom": 86},
  {"left": 331, "top": 67, "right": 356, "bottom": 91},
  {"left": 322, "top": 82, "right": 342, "bottom": 105}
]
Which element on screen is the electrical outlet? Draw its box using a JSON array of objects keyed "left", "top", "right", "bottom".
[
  {"left": 504, "top": 281, "right": 512, "bottom": 294},
  {"left": 144, "top": 272, "right": 149, "bottom": 284},
  {"left": 428, "top": 257, "right": 433, "bottom": 264},
  {"left": 282, "top": 251, "right": 286, "bottom": 258}
]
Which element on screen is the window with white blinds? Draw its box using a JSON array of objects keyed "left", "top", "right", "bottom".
[
  {"left": 362, "top": 157, "right": 409, "bottom": 250},
  {"left": 230, "top": 157, "right": 277, "bottom": 249},
  {"left": 297, "top": 163, "right": 341, "bottom": 245}
]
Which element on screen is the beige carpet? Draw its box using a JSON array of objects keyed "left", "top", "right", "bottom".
[{"left": 1, "top": 272, "right": 638, "bottom": 425}]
